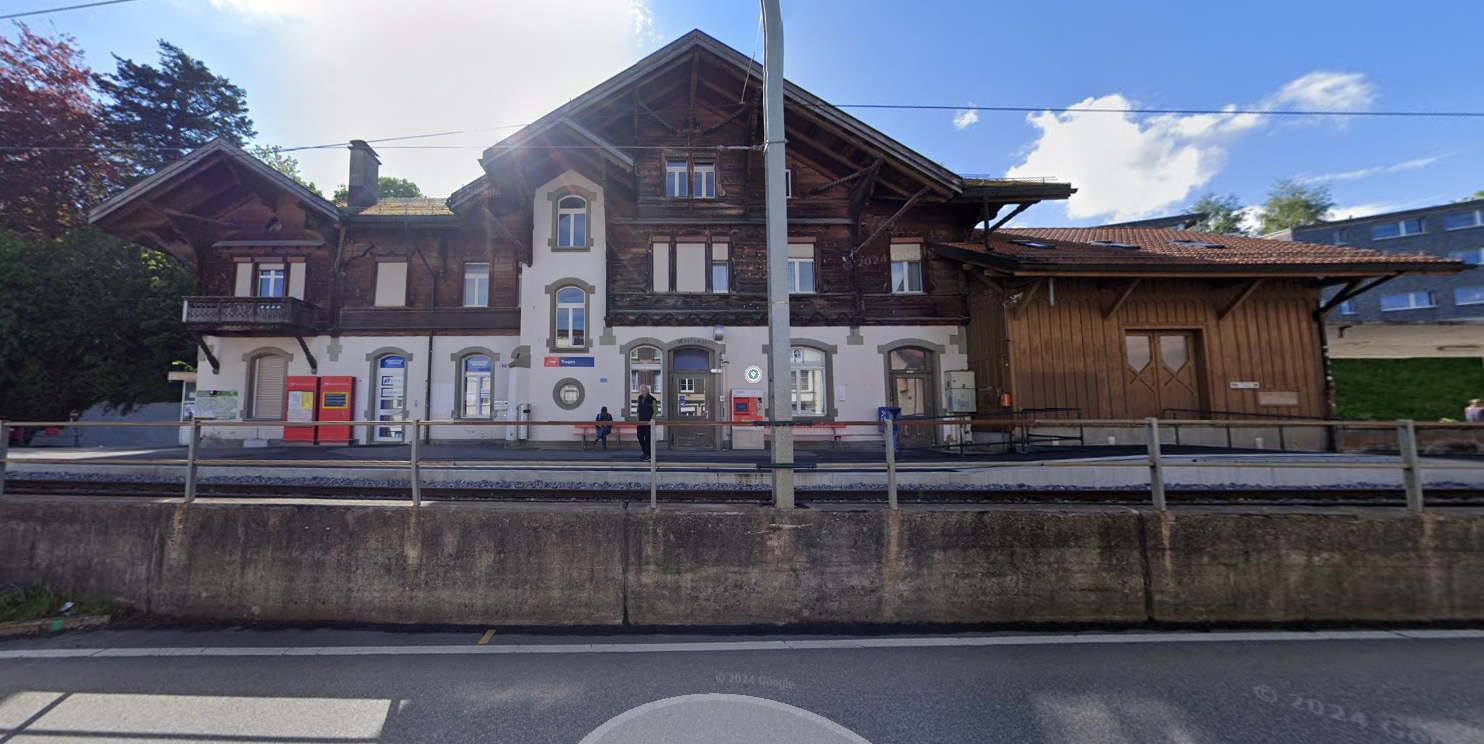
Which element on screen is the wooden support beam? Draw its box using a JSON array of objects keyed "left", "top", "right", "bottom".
[
  {"left": 700, "top": 102, "right": 749, "bottom": 134},
  {"left": 1318, "top": 273, "right": 1403, "bottom": 314},
  {"left": 851, "top": 185, "right": 931, "bottom": 259},
  {"left": 808, "top": 158, "right": 884, "bottom": 196},
  {"left": 1102, "top": 279, "right": 1141, "bottom": 320},
  {"left": 687, "top": 51, "right": 700, "bottom": 131},
  {"left": 986, "top": 201, "right": 1034, "bottom": 234},
  {"left": 295, "top": 335, "right": 319, "bottom": 374},
  {"left": 636, "top": 96, "right": 682, "bottom": 137},
  {"left": 1010, "top": 278, "right": 1046, "bottom": 319},
  {"left": 1217, "top": 279, "right": 1264, "bottom": 320},
  {"left": 191, "top": 333, "right": 221, "bottom": 375}
]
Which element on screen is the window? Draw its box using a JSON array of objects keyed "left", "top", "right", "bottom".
[
  {"left": 1444, "top": 211, "right": 1483, "bottom": 231},
  {"left": 553, "top": 379, "right": 585, "bottom": 410},
  {"left": 374, "top": 261, "right": 407, "bottom": 307},
  {"left": 459, "top": 355, "right": 493, "bottom": 418},
  {"left": 784, "top": 168, "right": 793, "bottom": 199},
  {"left": 374, "top": 354, "right": 407, "bottom": 441},
  {"left": 1338, "top": 300, "right": 1357, "bottom": 315},
  {"left": 675, "top": 243, "right": 706, "bottom": 293},
  {"left": 556, "top": 195, "right": 587, "bottom": 248},
  {"left": 463, "top": 263, "right": 489, "bottom": 307},
  {"left": 555, "top": 287, "right": 586, "bottom": 348},
  {"left": 652, "top": 242, "right": 670, "bottom": 292},
  {"left": 1371, "top": 219, "right": 1424, "bottom": 240},
  {"left": 788, "top": 244, "right": 815, "bottom": 294},
  {"left": 1456, "top": 287, "right": 1484, "bottom": 306},
  {"left": 890, "top": 244, "right": 923, "bottom": 293},
  {"left": 693, "top": 161, "right": 716, "bottom": 198},
  {"left": 256, "top": 266, "right": 285, "bottom": 298},
  {"left": 1380, "top": 291, "right": 1437, "bottom": 311},
  {"left": 249, "top": 353, "right": 288, "bottom": 419},
  {"left": 711, "top": 243, "right": 730, "bottom": 293},
  {"left": 1449, "top": 249, "right": 1484, "bottom": 266},
  {"left": 790, "top": 346, "right": 828, "bottom": 416},
  {"left": 666, "top": 157, "right": 689, "bottom": 198},
  {"left": 629, "top": 346, "right": 663, "bottom": 417}
]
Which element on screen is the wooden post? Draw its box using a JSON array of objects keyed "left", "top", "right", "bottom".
[
  {"left": 1398, "top": 420, "right": 1423, "bottom": 513},
  {"left": 183, "top": 419, "right": 201, "bottom": 503},
  {"left": 1147, "top": 417, "right": 1166, "bottom": 511},
  {"left": 885, "top": 417, "right": 898, "bottom": 509},
  {"left": 410, "top": 420, "right": 423, "bottom": 507}
]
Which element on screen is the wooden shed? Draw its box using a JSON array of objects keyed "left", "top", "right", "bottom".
[{"left": 932, "top": 227, "right": 1460, "bottom": 420}]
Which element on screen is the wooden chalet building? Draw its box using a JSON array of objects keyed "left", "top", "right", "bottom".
[{"left": 87, "top": 30, "right": 1455, "bottom": 448}]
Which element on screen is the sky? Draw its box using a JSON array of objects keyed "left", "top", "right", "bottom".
[{"left": 9, "top": 0, "right": 1484, "bottom": 227}]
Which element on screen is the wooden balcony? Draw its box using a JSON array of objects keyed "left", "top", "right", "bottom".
[
  {"left": 182, "top": 296, "right": 321, "bottom": 336},
  {"left": 338, "top": 307, "right": 521, "bottom": 332}
]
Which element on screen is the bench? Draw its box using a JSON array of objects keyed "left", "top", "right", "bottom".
[
  {"left": 573, "top": 422, "right": 644, "bottom": 450},
  {"left": 762, "top": 423, "right": 849, "bottom": 450}
]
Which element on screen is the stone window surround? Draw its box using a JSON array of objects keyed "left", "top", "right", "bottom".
[
  {"left": 619, "top": 337, "right": 726, "bottom": 422},
  {"left": 545, "top": 277, "right": 597, "bottom": 354},
  {"left": 448, "top": 346, "right": 501, "bottom": 420},
  {"left": 363, "top": 347, "right": 414, "bottom": 428},
  {"left": 552, "top": 377, "right": 585, "bottom": 411},
  {"left": 547, "top": 184, "right": 597, "bottom": 251},
  {"left": 241, "top": 346, "right": 294, "bottom": 421},
  {"left": 762, "top": 337, "right": 838, "bottom": 420},
  {"left": 877, "top": 338, "right": 945, "bottom": 420}
]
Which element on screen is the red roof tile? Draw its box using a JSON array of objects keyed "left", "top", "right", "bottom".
[{"left": 932, "top": 227, "right": 1460, "bottom": 275}]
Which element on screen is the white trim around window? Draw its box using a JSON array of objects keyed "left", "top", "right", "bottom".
[{"left": 1371, "top": 219, "right": 1425, "bottom": 240}]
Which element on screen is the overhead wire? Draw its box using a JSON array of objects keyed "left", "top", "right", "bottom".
[{"left": 0, "top": 0, "right": 147, "bottom": 21}]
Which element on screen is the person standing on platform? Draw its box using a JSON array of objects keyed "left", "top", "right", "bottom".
[
  {"left": 636, "top": 384, "right": 657, "bottom": 461},
  {"left": 1467, "top": 399, "right": 1484, "bottom": 422},
  {"left": 594, "top": 406, "right": 614, "bottom": 451}
]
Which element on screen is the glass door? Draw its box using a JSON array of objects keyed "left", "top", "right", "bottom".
[{"left": 375, "top": 355, "right": 406, "bottom": 442}]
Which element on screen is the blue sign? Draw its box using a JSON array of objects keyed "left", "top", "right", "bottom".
[
  {"left": 545, "top": 356, "right": 595, "bottom": 367},
  {"left": 379, "top": 356, "right": 406, "bottom": 370},
  {"left": 465, "top": 356, "right": 492, "bottom": 373}
]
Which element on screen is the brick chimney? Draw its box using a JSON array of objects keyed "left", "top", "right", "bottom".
[{"left": 347, "top": 139, "right": 380, "bottom": 209}]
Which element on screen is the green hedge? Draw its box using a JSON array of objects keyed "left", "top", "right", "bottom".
[{"left": 1332, "top": 357, "right": 1484, "bottom": 421}]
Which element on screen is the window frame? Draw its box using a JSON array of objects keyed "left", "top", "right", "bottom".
[
  {"left": 1337, "top": 299, "right": 1358, "bottom": 315},
  {"left": 554, "top": 287, "right": 586, "bottom": 349},
  {"left": 665, "top": 157, "right": 689, "bottom": 198},
  {"left": 1449, "top": 248, "right": 1484, "bottom": 266},
  {"left": 784, "top": 168, "right": 793, "bottom": 199},
  {"left": 1444, "top": 211, "right": 1483, "bottom": 231},
  {"left": 787, "top": 243, "right": 817, "bottom": 294},
  {"left": 626, "top": 344, "right": 664, "bottom": 421},
  {"left": 255, "top": 266, "right": 286, "bottom": 298},
  {"left": 1455, "top": 287, "right": 1484, "bottom": 306},
  {"left": 545, "top": 278, "right": 595, "bottom": 353},
  {"left": 462, "top": 262, "right": 490, "bottom": 307},
  {"left": 788, "top": 344, "right": 831, "bottom": 418},
  {"left": 692, "top": 159, "right": 716, "bottom": 199},
  {"left": 457, "top": 353, "right": 494, "bottom": 420},
  {"left": 547, "top": 185, "right": 596, "bottom": 251},
  {"left": 1379, "top": 290, "right": 1438, "bottom": 312},
  {"left": 245, "top": 350, "right": 290, "bottom": 421},
  {"left": 1371, "top": 219, "right": 1425, "bottom": 240}
]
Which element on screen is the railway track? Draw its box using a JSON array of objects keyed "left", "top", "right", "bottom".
[{"left": 7, "top": 478, "right": 1484, "bottom": 507}]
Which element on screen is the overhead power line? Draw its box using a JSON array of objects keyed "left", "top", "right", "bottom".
[
  {"left": 832, "top": 103, "right": 1484, "bottom": 118},
  {"left": 0, "top": 0, "right": 147, "bottom": 21}
]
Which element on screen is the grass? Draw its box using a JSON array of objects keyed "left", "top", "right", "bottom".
[
  {"left": 0, "top": 585, "right": 113, "bottom": 623},
  {"left": 1332, "top": 357, "right": 1484, "bottom": 421}
]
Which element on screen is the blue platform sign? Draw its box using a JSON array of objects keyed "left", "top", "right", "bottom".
[{"left": 544, "top": 356, "right": 595, "bottom": 368}]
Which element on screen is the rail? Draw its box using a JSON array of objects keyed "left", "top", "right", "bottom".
[{"left": 2, "top": 417, "right": 1483, "bottom": 513}]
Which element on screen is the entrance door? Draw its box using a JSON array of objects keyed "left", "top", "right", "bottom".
[
  {"left": 668, "top": 347, "right": 716, "bottom": 450},
  {"left": 1124, "top": 331, "right": 1202, "bottom": 418},
  {"left": 889, "top": 347, "right": 935, "bottom": 447},
  {"left": 374, "top": 354, "right": 407, "bottom": 442}
]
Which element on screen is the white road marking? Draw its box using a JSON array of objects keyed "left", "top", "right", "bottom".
[{"left": 0, "top": 629, "right": 1480, "bottom": 660}]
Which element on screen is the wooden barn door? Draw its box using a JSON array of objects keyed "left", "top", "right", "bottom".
[{"left": 1124, "top": 331, "right": 1203, "bottom": 418}]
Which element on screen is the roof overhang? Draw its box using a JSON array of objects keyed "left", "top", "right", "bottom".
[{"left": 929, "top": 242, "right": 1460, "bottom": 279}]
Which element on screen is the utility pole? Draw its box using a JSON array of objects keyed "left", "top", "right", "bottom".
[{"left": 761, "top": 0, "right": 793, "bottom": 509}]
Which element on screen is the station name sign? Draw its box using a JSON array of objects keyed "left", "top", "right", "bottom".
[{"left": 544, "top": 357, "right": 595, "bottom": 367}]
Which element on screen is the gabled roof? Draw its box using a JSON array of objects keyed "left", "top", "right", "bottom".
[
  {"left": 88, "top": 138, "right": 341, "bottom": 226},
  {"left": 482, "top": 118, "right": 636, "bottom": 171},
  {"left": 453, "top": 29, "right": 964, "bottom": 207},
  {"left": 932, "top": 227, "right": 1462, "bottom": 277}
]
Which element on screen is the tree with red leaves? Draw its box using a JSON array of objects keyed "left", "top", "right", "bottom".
[{"left": 0, "top": 24, "right": 123, "bottom": 242}]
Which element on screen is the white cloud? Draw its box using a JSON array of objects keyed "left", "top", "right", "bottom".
[
  {"left": 201, "top": 0, "right": 661, "bottom": 197},
  {"left": 1006, "top": 71, "right": 1377, "bottom": 222},
  {"left": 1298, "top": 155, "right": 1443, "bottom": 185},
  {"left": 1329, "top": 202, "right": 1407, "bottom": 221},
  {"left": 953, "top": 106, "right": 980, "bottom": 131}
]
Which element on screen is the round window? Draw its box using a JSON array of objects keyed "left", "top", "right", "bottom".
[
  {"left": 552, "top": 378, "right": 585, "bottom": 410},
  {"left": 560, "top": 384, "right": 579, "bottom": 404}
]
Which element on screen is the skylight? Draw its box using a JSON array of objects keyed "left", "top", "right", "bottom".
[
  {"left": 1010, "top": 240, "right": 1055, "bottom": 249},
  {"left": 1170, "top": 239, "right": 1226, "bottom": 249},
  {"left": 1091, "top": 240, "right": 1140, "bottom": 250}
]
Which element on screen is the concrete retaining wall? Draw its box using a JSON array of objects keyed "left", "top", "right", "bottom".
[{"left": 2, "top": 497, "right": 1482, "bottom": 627}]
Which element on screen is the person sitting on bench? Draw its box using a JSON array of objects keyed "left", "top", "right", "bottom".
[{"left": 594, "top": 406, "right": 614, "bottom": 451}]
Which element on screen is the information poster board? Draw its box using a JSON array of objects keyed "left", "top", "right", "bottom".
[{"left": 195, "top": 390, "right": 240, "bottom": 420}]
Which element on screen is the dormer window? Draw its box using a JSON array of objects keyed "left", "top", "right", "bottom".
[{"left": 557, "top": 195, "right": 587, "bottom": 248}]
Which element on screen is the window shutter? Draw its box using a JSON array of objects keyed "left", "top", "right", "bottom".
[
  {"left": 788, "top": 243, "right": 814, "bottom": 259},
  {"left": 375, "top": 262, "right": 408, "bottom": 306},
  {"left": 251, "top": 355, "right": 288, "bottom": 419},
  {"left": 712, "top": 242, "right": 729, "bottom": 261},
  {"left": 652, "top": 243, "right": 670, "bottom": 292},
  {"left": 288, "top": 265, "right": 306, "bottom": 299},
  {"left": 890, "top": 244, "right": 921, "bottom": 262},
  {"left": 234, "top": 264, "right": 253, "bottom": 297},
  {"left": 676, "top": 243, "right": 706, "bottom": 293}
]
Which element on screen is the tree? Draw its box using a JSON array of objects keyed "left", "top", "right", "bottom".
[
  {"left": 333, "top": 176, "right": 423, "bottom": 203},
  {"left": 250, "top": 145, "right": 322, "bottom": 197},
  {"left": 0, "top": 25, "right": 123, "bottom": 242},
  {"left": 1189, "top": 193, "right": 1249, "bottom": 235},
  {"left": 96, "top": 40, "right": 255, "bottom": 177},
  {"left": 1256, "top": 178, "right": 1335, "bottom": 234}
]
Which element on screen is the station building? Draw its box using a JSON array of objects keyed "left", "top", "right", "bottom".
[{"left": 87, "top": 31, "right": 1456, "bottom": 448}]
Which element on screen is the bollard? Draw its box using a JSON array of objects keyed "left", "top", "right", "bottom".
[
  {"left": 885, "top": 417, "right": 898, "bottom": 509},
  {"left": 649, "top": 421, "right": 658, "bottom": 509},
  {"left": 0, "top": 421, "right": 9, "bottom": 502},
  {"left": 1398, "top": 419, "right": 1423, "bottom": 513},
  {"left": 410, "top": 420, "right": 423, "bottom": 507},
  {"left": 183, "top": 419, "right": 201, "bottom": 503},
  {"left": 1146, "top": 417, "right": 1166, "bottom": 511}
]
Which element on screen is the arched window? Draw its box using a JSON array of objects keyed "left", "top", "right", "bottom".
[
  {"left": 790, "top": 346, "right": 828, "bottom": 416},
  {"left": 557, "top": 195, "right": 587, "bottom": 248},
  {"left": 555, "top": 287, "right": 586, "bottom": 348},
  {"left": 460, "top": 354, "right": 493, "bottom": 418},
  {"left": 248, "top": 352, "right": 288, "bottom": 420},
  {"left": 629, "top": 345, "right": 663, "bottom": 417}
]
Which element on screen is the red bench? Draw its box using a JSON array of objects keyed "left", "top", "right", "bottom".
[
  {"left": 763, "top": 423, "right": 849, "bottom": 450},
  {"left": 573, "top": 422, "right": 643, "bottom": 450}
]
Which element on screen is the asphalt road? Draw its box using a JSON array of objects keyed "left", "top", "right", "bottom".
[{"left": 1, "top": 628, "right": 1482, "bottom": 743}]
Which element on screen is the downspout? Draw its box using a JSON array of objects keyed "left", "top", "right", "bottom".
[
  {"left": 330, "top": 224, "right": 347, "bottom": 336},
  {"left": 406, "top": 220, "right": 438, "bottom": 444}
]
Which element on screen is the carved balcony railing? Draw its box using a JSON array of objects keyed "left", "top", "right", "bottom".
[{"left": 182, "top": 296, "right": 321, "bottom": 335}]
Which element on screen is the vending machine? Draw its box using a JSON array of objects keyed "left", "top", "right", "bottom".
[
  {"left": 730, "top": 387, "right": 765, "bottom": 449},
  {"left": 283, "top": 376, "right": 357, "bottom": 444},
  {"left": 284, "top": 376, "right": 319, "bottom": 443}
]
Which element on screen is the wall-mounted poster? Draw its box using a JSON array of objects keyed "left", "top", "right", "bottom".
[{"left": 195, "top": 390, "right": 240, "bottom": 420}]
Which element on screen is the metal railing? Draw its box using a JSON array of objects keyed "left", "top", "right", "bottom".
[{"left": 2, "top": 417, "right": 1483, "bottom": 514}]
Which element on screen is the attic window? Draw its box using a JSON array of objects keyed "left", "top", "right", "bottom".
[
  {"left": 1010, "top": 240, "right": 1055, "bottom": 249},
  {"left": 1091, "top": 240, "right": 1140, "bottom": 250},
  {"left": 1170, "top": 239, "right": 1226, "bottom": 249}
]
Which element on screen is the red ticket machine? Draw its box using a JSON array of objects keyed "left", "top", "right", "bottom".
[
  {"left": 316, "top": 376, "right": 355, "bottom": 445},
  {"left": 731, "top": 388, "right": 764, "bottom": 423},
  {"left": 284, "top": 376, "right": 319, "bottom": 443}
]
